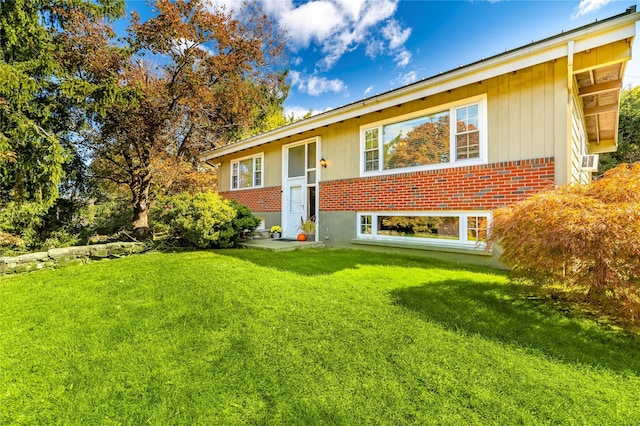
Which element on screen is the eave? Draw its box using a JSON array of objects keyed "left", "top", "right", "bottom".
[{"left": 576, "top": 60, "right": 629, "bottom": 154}]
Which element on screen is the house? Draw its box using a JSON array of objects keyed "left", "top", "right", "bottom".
[{"left": 199, "top": 7, "right": 639, "bottom": 266}]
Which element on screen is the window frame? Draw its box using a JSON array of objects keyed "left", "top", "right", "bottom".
[
  {"left": 230, "top": 152, "right": 264, "bottom": 190},
  {"left": 356, "top": 211, "right": 491, "bottom": 249},
  {"left": 359, "top": 95, "right": 487, "bottom": 176}
]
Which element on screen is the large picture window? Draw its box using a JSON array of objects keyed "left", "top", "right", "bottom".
[
  {"left": 231, "top": 153, "right": 263, "bottom": 190},
  {"left": 357, "top": 212, "right": 490, "bottom": 248},
  {"left": 382, "top": 111, "right": 450, "bottom": 170},
  {"left": 361, "top": 96, "right": 486, "bottom": 175}
]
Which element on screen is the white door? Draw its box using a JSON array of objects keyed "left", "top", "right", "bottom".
[
  {"left": 283, "top": 177, "right": 305, "bottom": 239},
  {"left": 282, "top": 140, "right": 318, "bottom": 239}
]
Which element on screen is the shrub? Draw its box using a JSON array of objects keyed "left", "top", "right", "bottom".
[
  {"left": 489, "top": 163, "right": 640, "bottom": 321},
  {"left": 224, "top": 200, "right": 262, "bottom": 247},
  {"left": 152, "top": 192, "right": 259, "bottom": 248},
  {"left": 0, "top": 201, "right": 49, "bottom": 251},
  {"left": 41, "top": 230, "right": 80, "bottom": 250},
  {"left": 0, "top": 231, "right": 26, "bottom": 255}
]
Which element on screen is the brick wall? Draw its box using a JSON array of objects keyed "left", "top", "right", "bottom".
[
  {"left": 220, "top": 186, "right": 282, "bottom": 212},
  {"left": 319, "top": 158, "right": 554, "bottom": 211}
]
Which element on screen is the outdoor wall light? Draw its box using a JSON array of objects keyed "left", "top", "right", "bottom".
[{"left": 319, "top": 157, "right": 328, "bottom": 168}]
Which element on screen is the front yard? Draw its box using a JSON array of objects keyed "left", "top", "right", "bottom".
[{"left": 1, "top": 249, "right": 639, "bottom": 424}]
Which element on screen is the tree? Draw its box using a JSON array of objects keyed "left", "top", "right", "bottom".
[
  {"left": 84, "top": 0, "right": 287, "bottom": 239},
  {"left": 598, "top": 86, "right": 640, "bottom": 174},
  {"left": 0, "top": 0, "right": 124, "bottom": 246},
  {"left": 488, "top": 163, "right": 640, "bottom": 321}
]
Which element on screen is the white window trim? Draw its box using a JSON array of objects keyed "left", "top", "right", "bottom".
[
  {"left": 356, "top": 211, "right": 491, "bottom": 250},
  {"left": 359, "top": 94, "right": 488, "bottom": 177},
  {"left": 230, "top": 152, "right": 264, "bottom": 190}
]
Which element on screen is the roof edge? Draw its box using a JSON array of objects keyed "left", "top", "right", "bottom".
[{"left": 200, "top": 7, "right": 639, "bottom": 161}]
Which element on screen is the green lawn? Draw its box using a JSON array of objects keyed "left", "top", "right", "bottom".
[{"left": 1, "top": 249, "right": 639, "bottom": 425}]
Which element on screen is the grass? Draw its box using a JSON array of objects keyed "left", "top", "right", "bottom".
[{"left": 1, "top": 248, "right": 640, "bottom": 424}]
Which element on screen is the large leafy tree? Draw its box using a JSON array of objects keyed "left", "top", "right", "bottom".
[
  {"left": 84, "top": 0, "right": 287, "bottom": 238},
  {"left": 0, "top": 0, "right": 124, "bottom": 243},
  {"left": 598, "top": 86, "right": 640, "bottom": 174}
]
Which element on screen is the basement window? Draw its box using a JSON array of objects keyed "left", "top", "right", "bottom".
[{"left": 356, "top": 212, "right": 490, "bottom": 249}]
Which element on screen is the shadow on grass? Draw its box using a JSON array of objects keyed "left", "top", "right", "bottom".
[
  {"left": 392, "top": 280, "right": 640, "bottom": 374},
  {"left": 217, "top": 248, "right": 500, "bottom": 277}
]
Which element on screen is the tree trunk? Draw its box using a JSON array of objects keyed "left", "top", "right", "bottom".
[{"left": 131, "top": 172, "right": 152, "bottom": 240}]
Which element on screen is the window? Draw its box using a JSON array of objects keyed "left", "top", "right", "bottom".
[
  {"left": 383, "top": 111, "right": 450, "bottom": 170},
  {"left": 361, "top": 96, "right": 486, "bottom": 175},
  {"left": 364, "top": 129, "right": 379, "bottom": 172},
  {"left": 231, "top": 153, "right": 263, "bottom": 190},
  {"left": 361, "top": 214, "right": 373, "bottom": 234},
  {"left": 467, "top": 216, "right": 488, "bottom": 242},
  {"left": 455, "top": 105, "right": 480, "bottom": 160},
  {"left": 357, "top": 212, "right": 490, "bottom": 248}
]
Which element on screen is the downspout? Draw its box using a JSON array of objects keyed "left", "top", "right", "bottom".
[{"left": 566, "top": 40, "right": 575, "bottom": 184}]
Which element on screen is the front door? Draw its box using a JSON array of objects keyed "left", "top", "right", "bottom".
[{"left": 282, "top": 139, "right": 318, "bottom": 240}]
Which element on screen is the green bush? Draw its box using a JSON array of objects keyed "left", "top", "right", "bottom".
[
  {"left": 152, "top": 192, "right": 260, "bottom": 248},
  {"left": 225, "top": 200, "right": 262, "bottom": 246},
  {"left": 0, "top": 201, "right": 49, "bottom": 252},
  {"left": 41, "top": 230, "right": 80, "bottom": 250}
]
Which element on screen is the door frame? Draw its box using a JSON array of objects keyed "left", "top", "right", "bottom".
[{"left": 281, "top": 137, "right": 321, "bottom": 240}]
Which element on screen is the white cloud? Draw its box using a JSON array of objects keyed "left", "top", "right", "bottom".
[
  {"left": 285, "top": 105, "right": 315, "bottom": 120},
  {"left": 306, "top": 76, "right": 347, "bottom": 96},
  {"left": 572, "top": 0, "right": 613, "bottom": 19},
  {"left": 254, "top": 0, "right": 411, "bottom": 70},
  {"left": 391, "top": 70, "right": 418, "bottom": 87},
  {"left": 334, "top": 0, "right": 366, "bottom": 20},
  {"left": 205, "top": 1, "right": 414, "bottom": 77},
  {"left": 364, "top": 85, "right": 374, "bottom": 96},
  {"left": 290, "top": 70, "right": 300, "bottom": 83},
  {"left": 170, "top": 38, "right": 214, "bottom": 56},
  {"left": 382, "top": 20, "right": 411, "bottom": 50},
  {"left": 290, "top": 70, "right": 347, "bottom": 96},
  {"left": 260, "top": 0, "right": 295, "bottom": 15},
  {"left": 285, "top": 105, "right": 332, "bottom": 119},
  {"left": 394, "top": 50, "right": 411, "bottom": 68},
  {"left": 365, "top": 39, "right": 384, "bottom": 59},
  {"left": 204, "top": 0, "right": 241, "bottom": 13},
  {"left": 278, "top": 1, "right": 346, "bottom": 49}
]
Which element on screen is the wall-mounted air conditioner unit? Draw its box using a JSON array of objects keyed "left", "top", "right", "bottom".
[{"left": 580, "top": 154, "right": 599, "bottom": 172}]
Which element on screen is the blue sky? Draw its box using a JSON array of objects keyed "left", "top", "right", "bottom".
[{"left": 124, "top": 0, "right": 640, "bottom": 118}]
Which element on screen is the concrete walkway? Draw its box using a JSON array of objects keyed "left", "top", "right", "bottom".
[{"left": 238, "top": 238, "right": 324, "bottom": 252}]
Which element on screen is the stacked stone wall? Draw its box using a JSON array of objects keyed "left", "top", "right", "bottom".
[{"left": 0, "top": 242, "right": 146, "bottom": 275}]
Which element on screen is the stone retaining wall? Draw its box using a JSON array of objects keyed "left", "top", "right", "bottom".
[{"left": 0, "top": 242, "right": 147, "bottom": 275}]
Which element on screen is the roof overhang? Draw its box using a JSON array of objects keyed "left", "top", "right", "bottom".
[
  {"left": 575, "top": 54, "right": 630, "bottom": 153},
  {"left": 199, "top": 8, "right": 639, "bottom": 162}
]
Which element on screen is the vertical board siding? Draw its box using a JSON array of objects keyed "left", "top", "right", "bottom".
[
  {"left": 216, "top": 58, "right": 566, "bottom": 192},
  {"left": 554, "top": 57, "right": 570, "bottom": 184},
  {"left": 519, "top": 67, "right": 534, "bottom": 160},
  {"left": 570, "top": 89, "right": 591, "bottom": 184}
]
